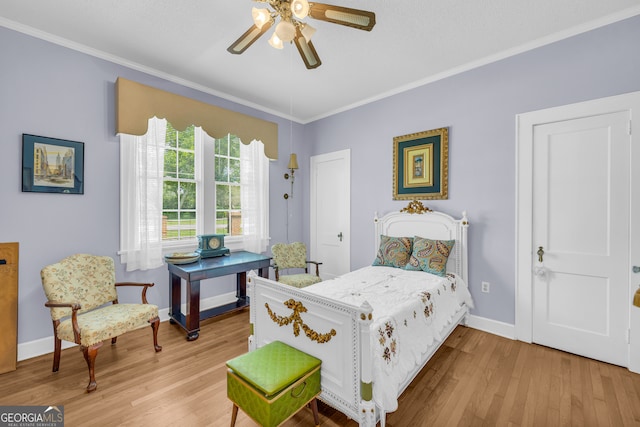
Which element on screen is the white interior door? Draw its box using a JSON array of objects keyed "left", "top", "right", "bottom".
[
  {"left": 310, "top": 149, "right": 350, "bottom": 280},
  {"left": 531, "top": 111, "right": 630, "bottom": 366}
]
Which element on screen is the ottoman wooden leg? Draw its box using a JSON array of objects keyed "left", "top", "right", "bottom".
[
  {"left": 311, "top": 398, "right": 319, "bottom": 426},
  {"left": 230, "top": 404, "right": 238, "bottom": 427}
]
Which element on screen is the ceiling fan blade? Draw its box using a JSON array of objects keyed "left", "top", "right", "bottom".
[
  {"left": 227, "top": 20, "right": 274, "bottom": 54},
  {"left": 308, "top": 3, "right": 376, "bottom": 31},
  {"left": 293, "top": 27, "right": 321, "bottom": 69}
]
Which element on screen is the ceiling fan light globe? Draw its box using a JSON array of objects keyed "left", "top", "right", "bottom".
[
  {"left": 275, "top": 20, "right": 296, "bottom": 42},
  {"left": 291, "top": 0, "right": 310, "bottom": 19},
  {"left": 252, "top": 7, "right": 271, "bottom": 29},
  {"left": 268, "top": 32, "right": 284, "bottom": 49},
  {"left": 300, "top": 23, "right": 316, "bottom": 42}
]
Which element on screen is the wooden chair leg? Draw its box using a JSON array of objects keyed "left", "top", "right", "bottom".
[
  {"left": 310, "top": 398, "right": 320, "bottom": 426},
  {"left": 52, "top": 335, "right": 62, "bottom": 372},
  {"left": 81, "top": 342, "right": 103, "bottom": 393},
  {"left": 150, "top": 317, "right": 162, "bottom": 352},
  {"left": 230, "top": 404, "right": 238, "bottom": 427}
]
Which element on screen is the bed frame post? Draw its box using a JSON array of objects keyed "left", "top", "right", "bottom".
[
  {"left": 247, "top": 272, "right": 257, "bottom": 351},
  {"left": 358, "top": 301, "right": 376, "bottom": 427}
]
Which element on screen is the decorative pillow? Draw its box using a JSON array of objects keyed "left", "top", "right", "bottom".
[
  {"left": 404, "top": 236, "right": 455, "bottom": 276},
  {"left": 372, "top": 235, "right": 413, "bottom": 268}
]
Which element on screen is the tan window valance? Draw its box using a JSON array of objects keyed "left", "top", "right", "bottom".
[{"left": 115, "top": 77, "right": 278, "bottom": 159}]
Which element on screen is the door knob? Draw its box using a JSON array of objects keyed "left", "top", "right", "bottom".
[
  {"left": 537, "top": 246, "right": 544, "bottom": 263},
  {"left": 337, "top": 232, "right": 343, "bottom": 242},
  {"left": 633, "top": 266, "right": 640, "bottom": 273},
  {"left": 534, "top": 266, "right": 547, "bottom": 279}
]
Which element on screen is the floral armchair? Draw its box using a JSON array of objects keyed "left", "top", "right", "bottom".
[
  {"left": 40, "top": 254, "right": 162, "bottom": 392},
  {"left": 271, "top": 242, "right": 322, "bottom": 288}
]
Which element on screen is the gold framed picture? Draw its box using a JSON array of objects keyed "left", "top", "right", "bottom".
[{"left": 393, "top": 127, "right": 448, "bottom": 200}]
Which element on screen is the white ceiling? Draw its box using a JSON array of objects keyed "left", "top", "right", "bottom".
[{"left": 1, "top": 1, "right": 639, "bottom": 123}]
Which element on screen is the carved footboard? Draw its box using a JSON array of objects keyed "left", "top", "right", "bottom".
[
  {"left": 247, "top": 208, "right": 471, "bottom": 426},
  {"left": 248, "top": 273, "right": 377, "bottom": 426}
]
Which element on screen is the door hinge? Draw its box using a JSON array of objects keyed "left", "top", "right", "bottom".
[{"left": 629, "top": 120, "right": 632, "bottom": 136}]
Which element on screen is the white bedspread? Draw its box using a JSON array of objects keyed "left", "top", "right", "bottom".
[{"left": 304, "top": 265, "right": 473, "bottom": 412}]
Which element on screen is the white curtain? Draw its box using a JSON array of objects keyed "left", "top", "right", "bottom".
[
  {"left": 119, "top": 117, "right": 167, "bottom": 271},
  {"left": 240, "top": 140, "right": 270, "bottom": 253},
  {"left": 194, "top": 127, "right": 205, "bottom": 235}
]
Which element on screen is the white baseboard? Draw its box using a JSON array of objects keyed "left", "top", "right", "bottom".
[
  {"left": 18, "top": 336, "right": 79, "bottom": 362},
  {"left": 466, "top": 314, "right": 515, "bottom": 340},
  {"left": 17, "top": 292, "right": 238, "bottom": 362},
  {"left": 20, "top": 300, "right": 514, "bottom": 361}
]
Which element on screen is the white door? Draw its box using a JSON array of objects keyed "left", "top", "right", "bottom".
[
  {"left": 531, "top": 111, "right": 630, "bottom": 366},
  {"left": 310, "top": 149, "right": 350, "bottom": 280}
]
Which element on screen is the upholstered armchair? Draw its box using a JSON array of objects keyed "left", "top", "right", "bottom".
[
  {"left": 271, "top": 242, "right": 322, "bottom": 288},
  {"left": 41, "top": 254, "right": 162, "bottom": 392}
]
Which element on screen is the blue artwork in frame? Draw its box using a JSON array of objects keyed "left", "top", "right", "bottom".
[
  {"left": 393, "top": 127, "right": 448, "bottom": 200},
  {"left": 22, "top": 134, "right": 84, "bottom": 194}
]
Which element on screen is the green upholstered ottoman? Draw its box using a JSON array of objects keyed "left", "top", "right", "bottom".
[{"left": 227, "top": 340, "right": 322, "bottom": 427}]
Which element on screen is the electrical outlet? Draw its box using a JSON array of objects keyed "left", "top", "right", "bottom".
[{"left": 481, "top": 281, "right": 490, "bottom": 293}]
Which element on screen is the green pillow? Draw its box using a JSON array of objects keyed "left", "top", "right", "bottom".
[
  {"left": 404, "top": 236, "right": 454, "bottom": 277},
  {"left": 372, "top": 235, "right": 413, "bottom": 268}
]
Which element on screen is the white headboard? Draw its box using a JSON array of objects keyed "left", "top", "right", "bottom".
[{"left": 374, "top": 208, "right": 469, "bottom": 283}]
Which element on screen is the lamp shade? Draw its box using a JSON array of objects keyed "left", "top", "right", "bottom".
[
  {"left": 288, "top": 153, "right": 299, "bottom": 170},
  {"left": 252, "top": 7, "right": 271, "bottom": 29},
  {"left": 268, "top": 33, "right": 284, "bottom": 49},
  {"left": 275, "top": 20, "right": 296, "bottom": 42},
  {"left": 291, "top": 0, "right": 310, "bottom": 19},
  {"left": 300, "top": 23, "right": 316, "bottom": 42}
]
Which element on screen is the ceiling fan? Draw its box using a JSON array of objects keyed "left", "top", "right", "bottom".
[{"left": 227, "top": 0, "right": 376, "bottom": 69}]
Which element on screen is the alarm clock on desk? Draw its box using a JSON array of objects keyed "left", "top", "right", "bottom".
[{"left": 196, "top": 234, "right": 230, "bottom": 258}]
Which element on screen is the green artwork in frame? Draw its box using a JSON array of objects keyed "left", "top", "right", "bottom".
[{"left": 393, "top": 127, "right": 448, "bottom": 200}]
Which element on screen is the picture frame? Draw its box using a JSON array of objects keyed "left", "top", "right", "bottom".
[
  {"left": 393, "top": 127, "right": 448, "bottom": 200},
  {"left": 22, "top": 134, "right": 84, "bottom": 194}
]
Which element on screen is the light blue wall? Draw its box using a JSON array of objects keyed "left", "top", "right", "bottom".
[
  {"left": 302, "top": 14, "right": 640, "bottom": 324},
  {"left": 2, "top": 14, "right": 639, "bottom": 346},
  {"left": 0, "top": 26, "right": 305, "bottom": 344}
]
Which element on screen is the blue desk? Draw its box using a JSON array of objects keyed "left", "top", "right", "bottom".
[{"left": 168, "top": 251, "right": 270, "bottom": 340}]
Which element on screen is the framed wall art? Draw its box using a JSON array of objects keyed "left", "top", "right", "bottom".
[
  {"left": 393, "top": 127, "right": 448, "bottom": 200},
  {"left": 22, "top": 134, "right": 84, "bottom": 194}
]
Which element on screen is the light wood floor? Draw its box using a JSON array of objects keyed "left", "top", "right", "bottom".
[{"left": 2, "top": 310, "right": 640, "bottom": 426}]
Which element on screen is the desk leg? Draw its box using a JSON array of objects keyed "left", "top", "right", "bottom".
[
  {"left": 258, "top": 266, "right": 268, "bottom": 279},
  {"left": 186, "top": 279, "right": 200, "bottom": 341},
  {"left": 237, "top": 272, "right": 246, "bottom": 301},
  {"left": 169, "top": 273, "right": 181, "bottom": 325}
]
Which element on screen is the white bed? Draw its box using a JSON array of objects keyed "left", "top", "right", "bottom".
[{"left": 248, "top": 207, "right": 471, "bottom": 426}]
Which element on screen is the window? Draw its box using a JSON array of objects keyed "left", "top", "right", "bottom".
[
  {"left": 120, "top": 117, "right": 269, "bottom": 271},
  {"left": 214, "top": 134, "right": 242, "bottom": 236},
  {"left": 161, "top": 125, "right": 245, "bottom": 243},
  {"left": 162, "top": 123, "right": 197, "bottom": 241}
]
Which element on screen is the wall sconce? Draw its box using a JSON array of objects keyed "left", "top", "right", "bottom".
[{"left": 283, "top": 153, "right": 299, "bottom": 199}]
